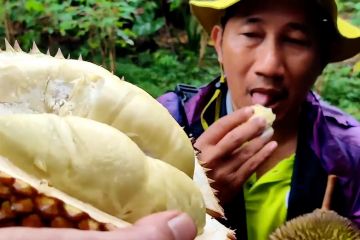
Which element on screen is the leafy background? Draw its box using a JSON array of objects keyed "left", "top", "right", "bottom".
[{"left": 0, "top": 0, "right": 359, "bottom": 119}]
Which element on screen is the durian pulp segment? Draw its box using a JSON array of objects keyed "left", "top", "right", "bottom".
[{"left": 0, "top": 155, "right": 131, "bottom": 228}]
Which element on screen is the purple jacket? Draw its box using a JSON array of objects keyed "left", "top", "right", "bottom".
[{"left": 158, "top": 79, "right": 360, "bottom": 238}]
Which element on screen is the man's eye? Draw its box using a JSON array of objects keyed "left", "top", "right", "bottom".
[
  {"left": 285, "top": 37, "right": 310, "bottom": 46},
  {"left": 242, "top": 32, "right": 261, "bottom": 38}
]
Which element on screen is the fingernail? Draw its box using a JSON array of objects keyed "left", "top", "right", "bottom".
[
  {"left": 260, "top": 127, "right": 274, "bottom": 140},
  {"left": 168, "top": 213, "right": 196, "bottom": 240},
  {"left": 244, "top": 107, "right": 253, "bottom": 115},
  {"left": 269, "top": 141, "right": 278, "bottom": 150},
  {"left": 251, "top": 116, "right": 266, "bottom": 126}
]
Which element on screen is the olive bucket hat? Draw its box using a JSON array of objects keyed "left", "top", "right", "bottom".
[{"left": 190, "top": 0, "right": 360, "bottom": 62}]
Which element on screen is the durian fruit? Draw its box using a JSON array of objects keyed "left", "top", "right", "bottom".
[
  {"left": 0, "top": 150, "right": 235, "bottom": 240},
  {"left": 0, "top": 168, "right": 127, "bottom": 230},
  {"left": 0, "top": 40, "right": 194, "bottom": 177},
  {"left": 0, "top": 39, "right": 224, "bottom": 218},
  {"left": 270, "top": 209, "right": 360, "bottom": 240},
  {"left": 270, "top": 175, "right": 360, "bottom": 240},
  {"left": 0, "top": 114, "right": 206, "bottom": 232},
  {"left": 250, "top": 104, "right": 276, "bottom": 126},
  {"left": 0, "top": 41, "right": 234, "bottom": 239}
]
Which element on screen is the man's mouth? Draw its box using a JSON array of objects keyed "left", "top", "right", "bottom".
[{"left": 250, "top": 88, "right": 287, "bottom": 107}]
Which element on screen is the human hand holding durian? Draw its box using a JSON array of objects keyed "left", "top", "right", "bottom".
[
  {"left": 194, "top": 101, "right": 276, "bottom": 205},
  {"left": 0, "top": 40, "right": 234, "bottom": 239}
]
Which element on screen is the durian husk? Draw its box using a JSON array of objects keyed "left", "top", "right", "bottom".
[
  {"left": 193, "top": 155, "right": 224, "bottom": 218},
  {"left": 0, "top": 154, "right": 235, "bottom": 239},
  {"left": 270, "top": 175, "right": 360, "bottom": 240},
  {"left": 0, "top": 40, "right": 234, "bottom": 239},
  {"left": 0, "top": 40, "right": 224, "bottom": 220},
  {"left": 269, "top": 209, "right": 360, "bottom": 240}
]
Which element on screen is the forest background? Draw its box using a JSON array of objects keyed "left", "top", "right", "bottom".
[{"left": 0, "top": 0, "right": 359, "bottom": 119}]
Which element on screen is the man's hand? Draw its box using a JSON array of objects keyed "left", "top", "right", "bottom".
[
  {"left": 194, "top": 107, "right": 278, "bottom": 204},
  {"left": 0, "top": 211, "right": 197, "bottom": 240}
]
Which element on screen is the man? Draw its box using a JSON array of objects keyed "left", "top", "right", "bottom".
[{"left": 158, "top": 0, "right": 360, "bottom": 239}]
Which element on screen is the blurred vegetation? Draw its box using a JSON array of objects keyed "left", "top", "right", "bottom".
[
  {"left": 0, "top": 0, "right": 359, "bottom": 119},
  {"left": 317, "top": 0, "right": 360, "bottom": 119}
]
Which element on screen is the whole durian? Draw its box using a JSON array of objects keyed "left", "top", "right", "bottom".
[{"left": 269, "top": 209, "right": 360, "bottom": 240}]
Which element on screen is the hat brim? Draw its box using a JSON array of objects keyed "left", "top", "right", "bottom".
[
  {"left": 190, "top": 1, "right": 360, "bottom": 62},
  {"left": 328, "top": 18, "right": 360, "bottom": 62}
]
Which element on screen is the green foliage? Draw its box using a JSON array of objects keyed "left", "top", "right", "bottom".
[
  {"left": 184, "top": 15, "right": 202, "bottom": 51},
  {"left": 337, "top": 0, "right": 360, "bottom": 25},
  {"left": 316, "top": 0, "right": 360, "bottom": 120},
  {"left": 132, "top": 2, "right": 165, "bottom": 37},
  {"left": 1, "top": 0, "right": 136, "bottom": 48},
  {"left": 318, "top": 64, "right": 360, "bottom": 120},
  {"left": 116, "top": 48, "right": 218, "bottom": 97},
  {"left": 0, "top": 0, "right": 165, "bottom": 70},
  {"left": 169, "top": 0, "right": 183, "bottom": 11}
]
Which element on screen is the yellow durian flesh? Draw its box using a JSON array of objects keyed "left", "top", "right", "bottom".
[
  {"left": 0, "top": 114, "right": 206, "bottom": 233},
  {"left": 0, "top": 155, "right": 131, "bottom": 229},
  {"left": 0, "top": 51, "right": 194, "bottom": 177},
  {"left": 0, "top": 45, "right": 232, "bottom": 238},
  {"left": 250, "top": 104, "right": 276, "bottom": 127}
]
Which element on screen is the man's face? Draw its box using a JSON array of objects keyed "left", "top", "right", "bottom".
[{"left": 212, "top": 0, "right": 323, "bottom": 121}]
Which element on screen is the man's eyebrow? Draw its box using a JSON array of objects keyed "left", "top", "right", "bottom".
[
  {"left": 244, "top": 16, "right": 263, "bottom": 24},
  {"left": 287, "top": 22, "right": 310, "bottom": 33}
]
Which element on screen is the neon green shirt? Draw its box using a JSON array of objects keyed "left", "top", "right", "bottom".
[{"left": 244, "top": 154, "right": 295, "bottom": 240}]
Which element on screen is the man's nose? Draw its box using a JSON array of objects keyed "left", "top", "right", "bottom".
[{"left": 254, "top": 41, "right": 285, "bottom": 80}]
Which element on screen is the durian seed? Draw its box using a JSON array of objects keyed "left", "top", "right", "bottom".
[
  {"left": 0, "top": 170, "right": 114, "bottom": 231},
  {"left": 11, "top": 198, "right": 34, "bottom": 213},
  {"left": 35, "top": 196, "right": 59, "bottom": 217},
  {"left": 64, "top": 204, "right": 87, "bottom": 221},
  {"left": 0, "top": 172, "right": 15, "bottom": 185},
  {"left": 22, "top": 214, "right": 43, "bottom": 227},
  {"left": 13, "top": 179, "right": 36, "bottom": 196},
  {"left": 0, "top": 185, "right": 11, "bottom": 198},
  {"left": 78, "top": 219, "right": 100, "bottom": 230},
  {"left": 51, "top": 216, "right": 74, "bottom": 228},
  {"left": 0, "top": 201, "right": 14, "bottom": 220}
]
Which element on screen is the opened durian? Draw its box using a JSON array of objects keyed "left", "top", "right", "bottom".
[{"left": 0, "top": 40, "right": 234, "bottom": 240}]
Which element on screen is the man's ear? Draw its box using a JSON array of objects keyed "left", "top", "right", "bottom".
[{"left": 211, "top": 25, "right": 224, "bottom": 63}]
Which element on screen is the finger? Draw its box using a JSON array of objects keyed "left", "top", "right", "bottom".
[
  {"left": 199, "top": 117, "right": 267, "bottom": 168},
  {"left": 234, "top": 141, "right": 278, "bottom": 186},
  {"left": 0, "top": 212, "right": 197, "bottom": 240},
  {"left": 134, "top": 210, "right": 180, "bottom": 225},
  {"left": 132, "top": 211, "right": 197, "bottom": 240},
  {"left": 195, "top": 107, "right": 254, "bottom": 147},
  {"left": 212, "top": 117, "right": 267, "bottom": 161},
  {"left": 210, "top": 127, "right": 273, "bottom": 179},
  {"left": 227, "top": 127, "right": 275, "bottom": 172}
]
